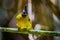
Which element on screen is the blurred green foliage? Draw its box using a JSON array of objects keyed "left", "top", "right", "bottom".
[{"left": 0, "top": 0, "right": 3, "bottom": 7}]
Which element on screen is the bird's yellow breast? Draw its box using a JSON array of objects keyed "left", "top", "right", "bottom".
[{"left": 16, "top": 13, "right": 32, "bottom": 30}]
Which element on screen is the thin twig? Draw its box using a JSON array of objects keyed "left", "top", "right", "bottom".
[{"left": 0, "top": 27, "right": 60, "bottom": 36}]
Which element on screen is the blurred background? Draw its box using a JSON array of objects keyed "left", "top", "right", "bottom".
[{"left": 0, "top": 0, "right": 60, "bottom": 40}]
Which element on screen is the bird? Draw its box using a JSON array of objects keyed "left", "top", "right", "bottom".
[{"left": 16, "top": 6, "right": 32, "bottom": 31}]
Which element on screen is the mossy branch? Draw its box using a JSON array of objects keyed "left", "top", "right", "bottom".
[{"left": 0, "top": 27, "right": 60, "bottom": 36}]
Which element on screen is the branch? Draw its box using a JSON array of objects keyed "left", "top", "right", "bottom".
[{"left": 0, "top": 27, "right": 60, "bottom": 36}]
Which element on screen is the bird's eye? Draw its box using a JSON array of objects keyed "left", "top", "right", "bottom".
[{"left": 23, "top": 12, "right": 25, "bottom": 14}]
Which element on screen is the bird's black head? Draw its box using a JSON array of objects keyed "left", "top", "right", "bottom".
[{"left": 22, "top": 6, "right": 28, "bottom": 17}]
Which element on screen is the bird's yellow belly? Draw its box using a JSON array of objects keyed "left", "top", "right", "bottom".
[
  {"left": 16, "top": 20, "right": 28, "bottom": 29},
  {"left": 16, "top": 17, "right": 32, "bottom": 30}
]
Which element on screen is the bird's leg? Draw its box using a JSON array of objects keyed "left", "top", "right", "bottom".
[{"left": 18, "top": 27, "right": 21, "bottom": 31}]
